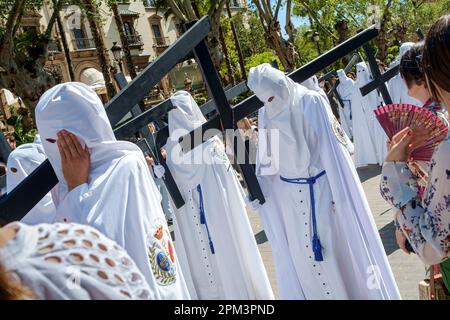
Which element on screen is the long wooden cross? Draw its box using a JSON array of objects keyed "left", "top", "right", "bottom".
[
  {"left": 0, "top": 17, "right": 212, "bottom": 224},
  {"left": 179, "top": 26, "right": 380, "bottom": 154},
  {"left": 359, "top": 43, "right": 394, "bottom": 104},
  {"left": 114, "top": 73, "right": 185, "bottom": 209}
]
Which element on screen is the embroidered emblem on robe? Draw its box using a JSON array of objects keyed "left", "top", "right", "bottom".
[
  {"left": 147, "top": 220, "right": 176, "bottom": 285},
  {"left": 332, "top": 117, "right": 348, "bottom": 146}
]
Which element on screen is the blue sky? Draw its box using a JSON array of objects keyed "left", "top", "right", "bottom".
[
  {"left": 278, "top": 3, "right": 308, "bottom": 37},
  {"left": 246, "top": 1, "right": 309, "bottom": 38}
]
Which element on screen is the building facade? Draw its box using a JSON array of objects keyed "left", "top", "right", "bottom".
[{"left": 15, "top": 0, "right": 246, "bottom": 104}]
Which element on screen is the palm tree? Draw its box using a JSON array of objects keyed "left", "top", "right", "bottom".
[
  {"left": 154, "top": 0, "right": 227, "bottom": 72},
  {"left": 79, "top": 0, "right": 116, "bottom": 99},
  {"left": 108, "top": 0, "right": 137, "bottom": 79}
]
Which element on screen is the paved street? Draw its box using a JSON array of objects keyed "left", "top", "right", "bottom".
[{"left": 246, "top": 164, "right": 425, "bottom": 300}]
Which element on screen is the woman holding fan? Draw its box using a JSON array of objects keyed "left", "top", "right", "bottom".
[{"left": 380, "top": 14, "right": 450, "bottom": 291}]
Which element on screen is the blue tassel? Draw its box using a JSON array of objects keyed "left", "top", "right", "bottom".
[
  {"left": 200, "top": 213, "right": 206, "bottom": 225},
  {"left": 209, "top": 240, "right": 215, "bottom": 254},
  {"left": 312, "top": 235, "right": 324, "bottom": 262}
]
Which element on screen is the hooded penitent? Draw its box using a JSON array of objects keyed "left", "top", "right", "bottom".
[
  {"left": 350, "top": 62, "right": 385, "bottom": 166},
  {"left": 388, "top": 42, "right": 422, "bottom": 106},
  {"left": 336, "top": 69, "right": 355, "bottom": 139},
  {"left": 34, "top": 82, "right": 190, "bottom": 299},
  {"left": 6, "top": 143, "right": 56, "bottom": 224},
  {"left": 248, "top": 63, "right": 400, "bottom": 300},
  {"left": 164, "top": 90, "right": 274, "bottom": 300}
]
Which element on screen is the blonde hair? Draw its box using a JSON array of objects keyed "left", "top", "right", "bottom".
[{"left": 0, "top": 262, "right": 33, "bottom": 300}]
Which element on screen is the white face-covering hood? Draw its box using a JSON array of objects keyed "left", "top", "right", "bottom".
[
  {"left": 6, "top": 143, "right": 56, "bottom": 224},
  {"left": 301, "top": 75, "right": 329, "bottom": 103},
  {"left": 168, "top": 90, "right": 206, "bottom": 141},
  {"left": 336, "top": 69, "right": 355, "bottom": 98},
  {"left": 247, "top": 63, "right": 297, "bottom": 119},
  {"left": 6, "top": 143, "right": 46, "bottom": 193},
  {"left": 35, "top": 82, "right": 138, "bottom": 203},
  {"left": 355, "top": 62, "right": 372, "bottom": 88}
]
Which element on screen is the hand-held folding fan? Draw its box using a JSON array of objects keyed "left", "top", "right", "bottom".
[{"left": 374, "top": 103, "right": 448, "bottom": 162}]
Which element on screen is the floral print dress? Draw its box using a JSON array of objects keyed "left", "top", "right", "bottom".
[{"left": 380, "top": 132, "right": 450, "bottom": 266}]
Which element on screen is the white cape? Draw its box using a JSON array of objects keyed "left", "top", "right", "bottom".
[
  {"left": 6, "top": 142, "right": 56, "bottom": 224},
  {"left": 35, "top": 82, "right": 190, "bottom": 299},
  {"left": 165, "top": 91, "right": 274, "bottom": 300},
  {"left": 350, "top": 62, "right": 386, "bottom": 166},
  {"left": 248, "top": 63, "right": 400, "bottom": 300},
  {"left": 387, "top": 42, "right": 421, "bottom": 106},
  {"left": 336, "top": 69, "right": 354, "bottom": 139}
]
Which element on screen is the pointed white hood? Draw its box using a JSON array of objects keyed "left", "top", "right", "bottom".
[
  {"left": 6, "top": 142, "right": 55, "bottom": 224},
  {"left": 336, "top": 69, "right": 356, "bottom": 100},
  {"left": 35, "top": 82, "right": 141, "bottom": 204},
  {"left": 247, "top": 63, "right": 298, "bottom": 119},
  {"left": 355, "top": 62, "right": 373, "bottom": 88},
  {"left": 6, "top": 143, "right": 46, "bottom": 193},
  {"left": 168, "top": 90, "right": 207, "bottom": 141}
]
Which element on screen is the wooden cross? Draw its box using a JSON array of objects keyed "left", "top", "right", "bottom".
[
  {"left": 359, "top": 43, "right": 394, "bottom": 105},
  {"left": 179, "top": 26, "right": 380, "bottom": 154},
  {"left": 0, "top": 17, "right": 211, "bottom": 224}
]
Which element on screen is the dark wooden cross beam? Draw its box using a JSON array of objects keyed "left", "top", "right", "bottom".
[
  {"left": 114, "top": 73, "right": 185, "bottom": 209},
  {"left": 359, "top": 64, "right": 399, "bottom": 98},
  {"left": 326, "top": 53, "right": 360, "bottom": 105},
  {"left": 416, "top": 27, "right": 425, "bottom": 41},
  {"left": 184, "top": 20, "right": 265, "bottom": 204},
  {"left": 113, "top": 81, "right": 248, "bottom": 140},
  {"left": 360, "top": 43, "right": 394, "bottom": 105},
  {"left": 0, "top": 17, "right": 211, "bottom": 225},
  {"left": 318, "top": 70, "right": 337, "bottom": 83},
  {"left": 179, "top": 25, "right": 380, "bottom": 154}
]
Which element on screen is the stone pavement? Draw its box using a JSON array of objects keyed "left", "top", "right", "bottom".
[{"left": 246, "top": 164, "right": 425, "bottom": 300}]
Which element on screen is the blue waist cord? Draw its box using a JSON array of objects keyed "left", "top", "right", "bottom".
[
  {"left": 197, "top": 185, "right": 215, "bottom": 254},
  {"left": 280, "top": 170, "right": 326, "bottom": 262}
]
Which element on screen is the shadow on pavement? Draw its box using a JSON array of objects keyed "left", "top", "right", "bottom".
[
  {"left": 357, "top": 164, "right": 382, "bottom": 183},
  {"left": 379, "top": 220, "right": 399, "bottom": 256},
  {"left": 255, "top": 230, "right": 268, "bottom": 245}
]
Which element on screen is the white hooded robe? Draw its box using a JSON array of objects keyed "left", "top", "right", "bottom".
[
  {"left": 248, "top": 63, "right": 401, "bottom": 300},
  {"left": 336, "top": 69, "right": 355, "bottom": 139},
  {"left": 34, "top": 82, "right": 190, "bottom": 299},
  {"left": 6, "top": 143, "right": 56, "bottom": 225},
  {"left": 164, "top": 91, "right": 274, "bottom": 300},
  {"left": 388, "top": 42, "right": 422, "bottom": 106},
  {"left": 350, "top": 62, "right": 385, "bottom": 166}
]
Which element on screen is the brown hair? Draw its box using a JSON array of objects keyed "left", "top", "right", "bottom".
[
  {"left": 422, "top": 14, "right": 450, "bottom": 102},
  {"left": 400, "top": 42, "right": 425, "bottom": 89},
  {"left": 0, "top": 262, "right": 33, "bottom": 300}
]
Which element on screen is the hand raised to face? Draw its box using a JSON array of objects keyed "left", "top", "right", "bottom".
[{"left": 57, "top": 130, "right": 90, "bottom": 191}]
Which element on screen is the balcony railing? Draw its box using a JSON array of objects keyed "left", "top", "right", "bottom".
[
  {"left": 72, "top": 38, "right": 96, "bottom": 50},
  {"left": 48, "top": 39, "right": 61, "bottom": 53},
  {"left": 153, "top": 37, "right": 170, "bottom": 47},
  {"left": 126, "top": 34, "right": 143, "bottom": 47}
]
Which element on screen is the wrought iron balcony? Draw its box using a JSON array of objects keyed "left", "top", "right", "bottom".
[
  {"left": 126, "top": 34, "right": 143, "bottom": 47},
  {"left": 72, "top": 38, "right": 96, "bottom": 50},
  {"left": 153, "top": 37, "right": 170, "bottom": 48}
]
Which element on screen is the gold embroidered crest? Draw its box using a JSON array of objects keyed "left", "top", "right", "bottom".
[
  {"left": 332, "top": 117, "right": 348, "bottom": 146},
  {"left": 147, "top": 219, "right": 177, "bottom": 286}
]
